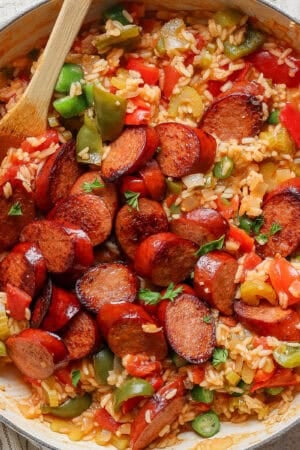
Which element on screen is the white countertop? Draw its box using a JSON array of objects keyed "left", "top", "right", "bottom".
[{"left": 0, "top": 1, "right": 299, "bottom": 449}]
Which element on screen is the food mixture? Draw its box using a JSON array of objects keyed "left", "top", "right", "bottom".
[{"left": 0, "top": 3, "right": 300, "bottom": 449}]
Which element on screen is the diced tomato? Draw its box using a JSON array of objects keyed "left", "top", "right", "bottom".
[
  {"left": 207, "top": 80, "right": 223, "bottom": 97},
  {"left": 248, "top": 50, "right": 300, "bottom": 88},
  {"left": 94, "top": 408, "right": 120, "bottom": 433},
  {"left": 0, "top": 165, "right": 19, "bottom": 186},
  {"left": 5, "top": 283, "right": 32, "bottom": 321},
  {"left": 193, "top": 402, "right": 211, "bottom": 413},
  {"left": 121, "top": 175, "right": 149, "bottom": 197},
  {"left": 124, "top": 2, "right": 145, "bottom": 21},
  {"left": 216, "top": 194, "right": 239, "bottom": 220},
  {"left": 252, "top": 336, "right": 272, "bottom": 350},
  {"left": 251, "top": 368, "right": 300, "bottom": 392},
  {"left": 146, "top": 374, "right": 164, "bottom": 391},
  {"left": 162, "top": 65, "right": 181, "bottom": 99},
  {"left": 228, "top": 225, "right": 254, "bottom": 253},
  {"left": 189, "top": 365, "right": 205, "bottom": 384},
  {"left": 21, "top": 129, "right": 59, "bottom": 154},
  {"left": 280, "top": 103, "right": 300, "bottom": 147},
  {"left": 195, "top": 34, "right": 206, "bottom": 50},
  {"left": 54, "top": 368, "right": 72, "bottom": 385},
  {"left": 219, "top": 316, "right": 238, "bottom": 327},
  {"left": 121, "top": 396, "right": 142, "bottom": 414},
  {"left": 125, "top": 97, "right": 151, "bottom": 125},
  {"left": 184, "top": 51, "right": 195, "bottom": 66},
  {"left": 253, "top": 368, "right": 275, "bottom": 384},
  {"left": 269, "top": 256, "right": 300, "bottom": 307},
  {"left": 240, "top": 252, "right": 262, "bottom": 282},
  {"left": 123, "top": 354, "right": 162, "bottom": 377},
  {"left": 127, "top": 58, "right": 159, "bottom": 85}
]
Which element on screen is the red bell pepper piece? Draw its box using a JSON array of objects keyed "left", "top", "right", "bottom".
[
  {"left": 5, "top": 283, "right": 32, "bottom": 321},
  {"left": 146, "top": 374, "right": 164, "bottom": 391},
  {"left": 54, "top": 368, "right": 72, "bottom": 385},
  {"left": 216, "top": 194, "right": 239, "bottom": 220},
  {"left": 269, "top": 256, "right": 300, "bottom": 307},
  {"left": 240, "top": 252, "right": 262, "bottom": 282},
  {"left": 162, "top": 65, "right": 181, "bottom": 99},
  {"left": 189, "top": 365, "right": 205, "bottom": 384},
  {"left": 248, "top": 50, "right": 300, "bottom": 88},
  {"left": 125, "top": 108, "right": 151, "bottom": 125},
  {"left": 94, "top": 408, "right": 120, "bottom": 433},
  {"left": 228, "top": 225, "right": 254, "bottom": 253},
  {"left": 123, "top": 354, "right": 162, "bottom": 378},
  {"left": 280, "top": 103, "right": 300, "bottom": 147},
  {"left": 127, "top": 58, "right": 159, "bottom": 85},
  {"left": 121, "top": 396, "right": 143, "bottom": 414},
  {"left": 251, "top": 368, "right": 300, "bottom": 392}
]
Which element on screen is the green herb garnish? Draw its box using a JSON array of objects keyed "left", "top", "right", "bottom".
[
  {"left": 82, "top": 178, "right": 104, "bottom": 193},
  {"left": 161, "top": 283, "right": 183, "bottom": 301},
  {"left": 203, "top": 315, "right": 212, "bottom": 324},
  {"left": 196, "top": 235, "right": 225, "bottom": 257},
  {"left": 125, "top": 190, "right": 140, "bottom": 210},
  {"left": 270, "top": 222, "right": 282, "bottom": 236},
  {"left": 8, "top": 202, "right": 23, "bottom": 216},
  {"left": 138, "top": 288, "right": 161, "bottom": 305},
  {"left": 71, "top": 369, "right": 81, "bottom": 387},
  {"left": 212, "top": 348, "right": 228, "bottom": 367},
  {"left": 255, "top": 233, "right": 269, "bottom": 245}
]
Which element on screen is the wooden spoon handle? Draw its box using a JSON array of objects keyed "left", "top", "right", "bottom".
[{"left": 25, "top": 0, "right": 93, "bottom": 119}]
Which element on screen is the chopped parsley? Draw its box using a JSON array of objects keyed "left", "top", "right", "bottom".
[
  {"left": 196, "top": 235, "right": 225, "bottom": 257},
  {"left": 8, "top": 202, "right": 23, "bottom": 216},
  {"left": 203, "top": 315, "right": 212, "bottom": 324},
  {"left": 82, "top": 177, "right": 104, "bottom": 193},
  {"left": 161, "top": 283, "right": 183, "bottom": 301},
  {"left": 212, "top": 348, "right": 228, "bottom": 367},
  {"left": 71, "top": 369, "right": 81, "bottom": 387},
  {"left": 255, "top": 233, "right": 269, "bottom": 245},
  {"left": 269, "top": 222, "right": 282, "bottom": 236},
  {"left": 124, "top": 190, "right": 140, "bottom": 210},
  {"left": 256, "top": 222, "right": 282, "bottom": 245},
  {"left": 138, "top": 283, "right": 183, "bottom": 306}
]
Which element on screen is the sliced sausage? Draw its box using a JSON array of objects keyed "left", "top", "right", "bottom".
[
  {"left": 20, "top": 220, "right": 75, "bottom": 273},
  {"left": 6, "top": 329, "right": 69, "bottom": 379},
  {"left": 256, "top": 189, "right": 300, "bottom": 258},
  {"left": 30, "top": 278, "right": 53, "bottom": 328},
  {"left": 62, "top": 225, "right": 94, "bottom": 270},
  {"left": 115, "top": 198, "right": 169, "bottom": 260},
  {"left": 70, "top": 171, "right": 118, "bottom": 217},
  {"left": 130, "top": 378, "right": 186, "bottom": 450},
  {"left": 62, "top": 311, "right": 101, "bottom": 360},
  {"left": 194, "top": 251, "right": 238, "bottom": 315},
  {"left": 97, "top": 302, "right": 168, "bottom": 360},
  {"left": 234, "top": 301, "right": 300, "bottom": 341},
  {"left": 101, "top": 126, "right": 158, "bottom": 182},
  {"left": 0, "top": 180, "right": 35, "bottom": 252},
  {"left": 34, "top": 140, "right": 83, "bottom": 212},
  {"left": 0, "top": 243, "right": 47, "bottom": 297},
  {"left": 49, "top": 194, "right": 112, "bottom": 246},
  {"left": 41, "top": 285, "right": 81, "bottom": 332},
  {"left": 193, "top": 128, "right": 217, "bottom": 173},
  {"left": 139, "top": 160, "right": 166, "bottom": 201},
  {"left": 165, "top": 294, "right": 216, "bottom": 363},
  {"left": 201, "top": 81, "right": 264, "bottom": 141},
  {"left": 76, "top": 263, "right": 138, "bottom": 313},
  {"left": 134, "top": 232, "right": 198, "bottom": 286},
  {"left": 170, "top": 207, "right": 228, "bottom": 246},
  {"left": 155, "top": 122, "right": 202, "bottom": 177}
]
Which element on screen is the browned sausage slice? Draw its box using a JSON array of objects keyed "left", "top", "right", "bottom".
[
  {"left": 62, "top": 311, "right": 101, "bottom": 360},
  {"left": 234, "top": 301, "right": 300, "bottom": 341},
  {"left": 49, "top": 194, "right": 112, "bottom": 246},
  {"left": 70, "top": 171, "right": 118, "bottom": 217},
  {"left": 30, "top": 278, "right": 52, "bottom": 328},
  {"left": 194, "top": 251, "right": 238, "bottom": 315},
  {"left": 201, "top": 81, "right": 263, "bottom": 141},
  {"left": 20, "top": 220, "right": 75, "bottom": 273},
  {"left": 256, "top": 189, "right": 300, "bottom": 258},
  {"left": 6, "top": 329, "right": 69, "bottom": 379},
  {"left": 0, "top": 180, "right": 35, "bottom": 252},
  {"left": 170, "top": 208, "right": 228, "bottom": 246},
  {"left": 101, "top": 126, "right": 158, "bottom": 182},
  {"left": 134, "top": 232, "right": 198, "bottom": 286},
  {"left": 34, "top": 140, "right": 83, "bottom": 212},
  {"left": 115, "top": 198, "right": 169, "bottom": 259},
  {"left": 0, "top": 243, "right": 47, "bottom": 297},
  {"left": 97, "top": 302, "right": 167, "bottom": 360},
  {"left": 76, "top": 263, "right": 138, "bottom": 313},
  {"left": 165, "top": 294, "right": 216, "bottom": 363},
  {"left": 155, "top": 122, "right": 202, "bottom": 177},
  {"left": 139, "top": 159, "right": 166, "bottom": 201},
  {"left": 130, "top": 378, "right": 186, "bottom": 450}
]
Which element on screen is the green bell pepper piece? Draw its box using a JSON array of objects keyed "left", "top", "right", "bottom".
[
  {"left": 93, "top": 25, "right": 140, "bottom": 54},
  {"left": 214, "top": 8, "right": 243, "bottom": 28},
  {"left": 171, "top": 351, "right": 188, "bottom": 368},
  {"left": 267, "top": 110, "right": 280, "bottom": 125},
  {"left": 76, "top": 113, "right": 103, "bottom": 165},
  {"left": 53, "top": 95, "right": 87, "bottom": 119},
  {"left": 94, "top": 85, "right": 126, "bottom": 141},
  {"left": 0, "top": 342, "right": 7, "bottom": 356},
  {"left": 224, "top": 27, "right": 265, "bottom": 60},
  {"left": 103, "top": 4, "right": 131, "bottom": 25},
  {"left": 265, "top": 387, "right": 284, "bottom": 396},
  {"left": 83, "top": 84, "right": 94, "bottom": 107},
  {"left": 55, "top": 63, "right": 84, "bottom": 94},
  {"left": 191, "top": 386, "right": 214, "bottom": 404},
  {"left": 273, "top": 344, "right": 300, "bottom": 369},
  {"left": 93, "top": 347, "right": 114, "bottom": 384},
  {"left": 213, "top": 156, "right": 234, "bottom": 179},
  {"left": 114, "top": 378, "right": 154, "bottom": 411},
  {"left": 41, "top": 393, "right": 92, "bottom": 419},
  {"left": 166, "top": 179, "right": 183, "bottom": 195}
]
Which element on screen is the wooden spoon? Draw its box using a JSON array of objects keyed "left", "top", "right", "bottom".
[{"left": 0, "top": 0, "right": 93, "bottom": 161}]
